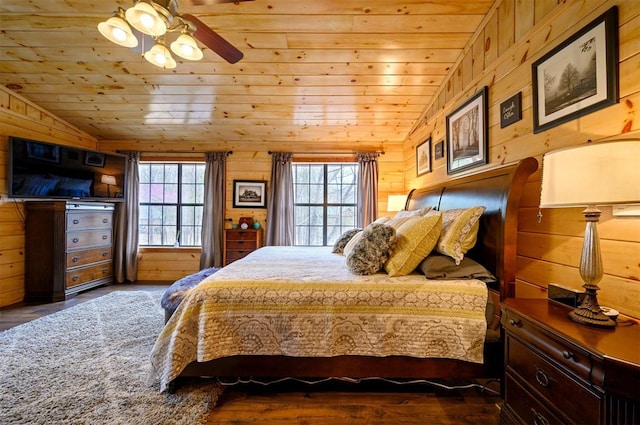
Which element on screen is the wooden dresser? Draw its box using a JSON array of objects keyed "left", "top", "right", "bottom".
[
  {"left": 223, "top": 228, "right": 263, "bottom": 266},
  {"left": 501, "top": 298, "right": 640, "bottom": 425},
  {"left": 25, "top": 201, "right": 114, "bottom": 302}
]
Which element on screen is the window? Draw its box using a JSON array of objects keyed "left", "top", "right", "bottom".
[
  {"left": 293, "top": 163, "right": 358, "bottom": 246},
  {"left": 139, "top": 162, "right": 205, "bottom": 247}
]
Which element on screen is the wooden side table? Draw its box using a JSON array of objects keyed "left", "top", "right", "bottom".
[
  {"left": 223, "top": 228, "right": 263, "bottom": 266},
  {"left": 501, "top": 298, "right": 640, "bottom": 425}
]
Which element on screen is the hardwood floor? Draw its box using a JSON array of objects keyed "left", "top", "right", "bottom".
[{"left": 0, "top": 283, "right": 503, "bottom": 424}]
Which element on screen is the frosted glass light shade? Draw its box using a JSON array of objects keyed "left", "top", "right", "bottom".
[
  {"left": 170, "top": 33, "right": 203, "bottom": 60},
  {"left": 540, "top": 141, "right": 640, "bottom": 208},
  {"left": 144, "top": 42, "right": 177, "bottom": 69},
  {"left": 125, "top": 1, "right": 167, "bottom": 37},
  {"left": 387, "top": 194, "right": 408, "bottom": 212},
  {"left": 98, "top": 15, "right": 138, "bottom": 48}
]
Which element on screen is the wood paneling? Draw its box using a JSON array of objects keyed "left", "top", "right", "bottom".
[{"left": 404, "top": 0, "right": 640, "bottom": 318}]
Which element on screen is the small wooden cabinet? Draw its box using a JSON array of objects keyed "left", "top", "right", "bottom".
[
  {"left": 501, "top": 298, "right": 640, "bottom": 425},
  {"left": 25, "top": 201, "right": 114, "bottom": 302},
  {"left": 223, "top": 228, "right": 263, "bottom": 266}
]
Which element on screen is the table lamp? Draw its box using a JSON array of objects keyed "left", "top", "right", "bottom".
[
  {"left": 539, "top": 140, "right": 640, "bottom": 327},
  {"left": 387, "top": 194, "right": 408, "bottom": 212},
  {"left": 101, "top": 174, "right": 117, "bottom": 197}
]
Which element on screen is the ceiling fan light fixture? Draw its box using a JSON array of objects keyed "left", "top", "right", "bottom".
[
  {"left": 170, "top": 33, "right": 203, "bottom": 61},
  {"left": 98, "top": 11, "right": 138, "bottom": 48},
  {"left": 144, "top": 41, "right": 177, "bottom": 69},
  {"left": 125, "top": 1, "right": 167, "bottom": 37}
]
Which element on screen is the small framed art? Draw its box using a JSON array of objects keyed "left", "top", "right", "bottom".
[
  {"left": 233, "top": 180, "right": 267, "bottom": 208},
  {"left": 446, "top": 86, "right": 488, "bottom": 175},
  {"left": 416, "top": 137, "right": 431, "bottom": 176}
]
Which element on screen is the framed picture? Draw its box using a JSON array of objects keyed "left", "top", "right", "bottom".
[
  {"left": 434, "top": 140, "right": 444, "bottom": 159},
  {"left": 532, "top": 6, "right": 618, "bottom": 133},
  {"left": 84, "top": 151, "right": 106, "bottom": 167},
  {"left": 500, "top": 92, "right": 522, "bottom": 128},
  {"left": 416, "top": 137, "right": 431, "bottom": 176},
  {"left": 233, "top": 180, "right": 267, "bottom": 208},
  {"left": 446, "top": 86, "right": 488, "bottom": 175},
  {"left": 25, "top": 141, "right": 60, "bottom": 163}
]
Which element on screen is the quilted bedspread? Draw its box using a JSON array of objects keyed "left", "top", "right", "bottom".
[{"left": 150, "top": 246, "right": 488, "bottom": 391}]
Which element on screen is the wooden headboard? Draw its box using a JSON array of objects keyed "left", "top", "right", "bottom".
[{"left": 406, "top": 157, "right": 538, "bottom": 301}]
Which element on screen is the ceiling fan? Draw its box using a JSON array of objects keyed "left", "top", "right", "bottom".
[{"left": 98, "top": 0, "right": 253, "bottom": 67}]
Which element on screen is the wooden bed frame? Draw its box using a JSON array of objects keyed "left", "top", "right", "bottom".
[{"left": 177, "top": 157, "right": 538, "bottom": 384}]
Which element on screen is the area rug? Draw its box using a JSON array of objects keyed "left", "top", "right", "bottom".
[{"left": 0, "top": 291, "right": 223, "bottom": 425}]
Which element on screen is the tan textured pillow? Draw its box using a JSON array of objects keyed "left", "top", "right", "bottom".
[
  {"left": 433, "top": 206, "right": 485, "bottom": 264},
  {"left": 384, "top": 214, "right": 442, "bottom": 277}
]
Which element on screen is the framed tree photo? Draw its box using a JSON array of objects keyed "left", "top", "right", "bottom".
[
  {"left": 416, "top": 137, "right": 431, "bottom": 176},
  {"left": 446, "top": 86, "right": 488, "bottom": 175},
  {"left": 233, "top": 180, "right": 267, "bottom": 208},
  {"left": 532, "top": 6, "right": 618, "bottom": 133}
]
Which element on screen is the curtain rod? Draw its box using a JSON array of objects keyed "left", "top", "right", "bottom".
[
  {"left": 118, "top": 150, "right": 233, "bottom": 155},
  {"left": 268, "top": 151, "right": 384, "bottom": 155}
]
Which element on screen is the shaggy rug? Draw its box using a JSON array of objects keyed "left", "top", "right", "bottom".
[{"left": 0, "top": 291, "right": 223, "bottom": 425}]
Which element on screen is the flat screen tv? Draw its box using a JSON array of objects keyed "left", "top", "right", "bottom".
[{"left": 8, "top": 136, "right": 127, "bottom": 201}]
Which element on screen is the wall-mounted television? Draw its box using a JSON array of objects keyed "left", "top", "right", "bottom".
[{"left": 8, "top": 136, "right": 127, "bottom": 201}]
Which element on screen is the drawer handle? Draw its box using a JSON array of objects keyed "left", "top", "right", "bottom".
[
  {"left": 535, "top": 368, "right": 552, "bottom": 388},
  {"left": 102, "top": 235, "right": 108, "bottom": 240},
  {"left": 102, "top": 251, "right": 108, "bottom": 257},
  {"left": 72, "top": 256, "right": 80, "bottom": 263},
  {"left": 102, "top": 268, "right": 108, "bottom": 274},
  {"left": 531, "top": 409, "right": 550, "bottom": 425},
  {"left": 72, "top": 238, "right": 79, "bottom": 244},
  {"left": 103, "top": 218, "right": 108, "bottom": 223},
  {"left": 73, "top": 219, "right": 80, "bottom": 224},
  {"left": 71, "top": 275, "right": 79, "bottom": 282},
  {"left": 562, "top": 350, "right": 575, "bottom": 361},
  {"left": 509, "top": 319, "right": 521, "bottom": 327}
]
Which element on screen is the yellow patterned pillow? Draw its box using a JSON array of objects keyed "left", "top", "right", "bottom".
[
  {"left": 384, "top": 214, "right": 442, "bottom": 277},
  {"left": 434, "top": 206, "right": 485, "bottom": 265}
]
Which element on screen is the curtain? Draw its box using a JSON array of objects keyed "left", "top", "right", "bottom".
[
  {"left": 200, "top": 152, "right": 227, "bottom": 268},
  {"left": 114, "top": 151, "right": 140, "bottom": 283},
  {"left": 357, "top": 152, "right": 380, "bottom": 227},
  {"left": 266, "top": 152, "right": 294, "bottom": 246}
]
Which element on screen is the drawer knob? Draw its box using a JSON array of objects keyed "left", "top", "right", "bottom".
[
  {"left": 562, "top": 350, "right": 575, "bottom": 361},
  {"left": 509, "top": 319, "right": 521, "bottom": 327},
  {"left": 71, "top": 275, "right": 79, "bottom": 282},
  {"left": 102, "top": 251, "right": 108, "bottom": 257},
  {"left": 102, "top": 235, "right": 108, "bottom": 240},
  {"left": 72, "top": 256, "right": 80, "bottom": 263},
  {"left": 72, "top": 238, "right": 79, "bottom": 243},
  {"left": 73, "top": 219, "right": 80, "bottom": 224},
  {"left": 103, "top": 218, "right": 108, "bottom": 223},
  {"left": 102, "top": 268, "right": 108, "bottom": 274},
  {"left": 535, "top": 368, "right": 552, "bottom": 388},
  {"left": 531, "top": 409, "right": 550, "bottom": 425}
]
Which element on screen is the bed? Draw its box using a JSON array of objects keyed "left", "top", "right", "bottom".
[{"left": 150, "top": 157, "right": 537, "bottom": 392}]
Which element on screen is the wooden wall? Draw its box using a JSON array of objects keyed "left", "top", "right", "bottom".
[
  {"left": 403, "top": 0, "right": 640, "bottom": 318},
  {"left": 0, "top": 86, "right": 98, "bottom": 306}
]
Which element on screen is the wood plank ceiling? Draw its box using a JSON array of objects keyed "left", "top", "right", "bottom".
[{"left": 0, "top": 0, "right": 494, "bottom": 150}]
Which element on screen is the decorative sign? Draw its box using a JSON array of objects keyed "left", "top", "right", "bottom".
[{"left": 500, "top": 92, "right": 522, "bottom": 128}]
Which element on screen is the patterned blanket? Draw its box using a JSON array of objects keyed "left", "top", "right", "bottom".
[{"left": 150, "top": 247, "right": 488, "bottom": 391}]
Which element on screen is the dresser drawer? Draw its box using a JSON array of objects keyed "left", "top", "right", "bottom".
[
  {"left": 67, "top": 229, "right": 112, "bottom": 249},
  {"left": 504, "top": 373, "right": 566, "bottom": 425},
  {"left": 226, "top": 250, "right": 253, "bottom": 261},
  {"left": 226, "top": 240, "right": 258, "bottom": 250},
  {"left": 506, "top": 335, "right": 602, "bottom": 424},
  {"left": 66, "top": 262, "right": 112, "bottom": 288},
  {"left": 503, "top": 308, "right": 592, "bottom": 382},
  {"left": 226, "top": 230, "right": 259, "bottom": 241},
  {"left": 66, "top": 247, "right": 112, "bottom": 268},
  {"left": 67, "top": 212, "right": 112, "bottom": 230}
]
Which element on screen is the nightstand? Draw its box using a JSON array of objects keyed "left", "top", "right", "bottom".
[
  {"left": 223, "top": 228, "right": 263, "bottom": 266},
  {"left": 501, "top": 298, "right": 640, "bottom": 425}
]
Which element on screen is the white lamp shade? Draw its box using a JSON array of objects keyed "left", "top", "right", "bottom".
[
  {"left": 540, "top": 141, "right": 640, "bottom": 208},
  {"left": 101, "top": 175, "right": 117, "bottom": 186},
  {"left": 98, "top": 16, "right": 138, "bottom": 48},
  {"left": 170, "top": 33, "right": 203, "bottom": 60},
  {"left": 144, "top": 42, "right": 177, "bottom": 69},
  {"left": 125, "top": 1, "right": 167, "bottom": 37},
  {"left": 387, "top": 194, "right": 408, "bottom": 212}
]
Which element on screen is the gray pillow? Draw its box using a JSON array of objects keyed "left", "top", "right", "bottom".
[
  {"left": 346, "top": 223, "right": 396, "bottom": 275},
  {"left": 332, "top": 228, "right": 362, "bottom": 254},
  {"left": 419, "top": 254, "right": 496, "bottom": 283}
]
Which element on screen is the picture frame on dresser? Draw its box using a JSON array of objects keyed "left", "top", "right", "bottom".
[
  {"left": 446, "top": 86, "right": 488, "bottom": 175},
  {"left": 532, "top": 6, "right": 619, "bottom": 133}
]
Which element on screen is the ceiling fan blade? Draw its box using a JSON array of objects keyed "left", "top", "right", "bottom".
[{"left": 181, "top": 13, "right": 243, "bottom": 64}]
